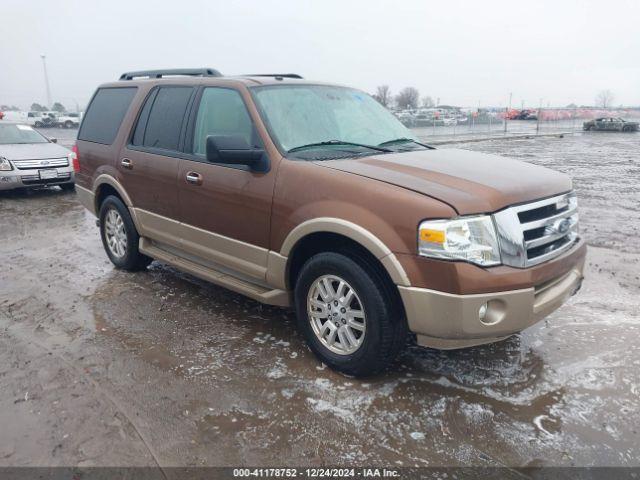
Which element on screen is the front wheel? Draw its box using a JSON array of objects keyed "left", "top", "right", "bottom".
[
  {"left": 98, "top": 195, "right": 152, "bottom": 271},
  {"left": 294, "top": 252, "right": 406, "bottom": 377}
]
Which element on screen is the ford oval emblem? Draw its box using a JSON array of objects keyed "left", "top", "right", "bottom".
[
  {"left": 41, "top": 160, "right": 50, "bottom": 166},
  {"left": 553, "top": 218, "right": 572, "bottom": 235}
]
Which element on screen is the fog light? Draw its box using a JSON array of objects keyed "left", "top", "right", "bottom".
[{"left": 478, "top": 303, "right": 488, "bottom": 321}]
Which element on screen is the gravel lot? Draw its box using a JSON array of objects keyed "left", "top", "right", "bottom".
[{"left": 0, "top": 131, "right": 639, "bottom": 470}]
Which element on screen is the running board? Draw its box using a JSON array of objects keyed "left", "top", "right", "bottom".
[{"left": 139, "top": 237, "right": 290, "bottom": 307}]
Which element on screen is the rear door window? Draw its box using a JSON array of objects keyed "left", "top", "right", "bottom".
[
  {"left": 138, "top": 86, "right": 194, "bottom": 151},
  {"left": 78, "top": 87, "right": 137, "bottom": 145}
]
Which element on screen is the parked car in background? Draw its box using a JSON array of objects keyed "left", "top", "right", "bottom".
[
  {"left": 57, "top": 112, "right": 82, "bottom": 129},
  {"left": 74, "top": 68, "right": 585, "bottom": 376},
  {"left": 0, "top": 122, "right": 75, "bottom": 191},
  {"left": 32, "top": 111, "right": 59, "bottom": 128},
  {"left": 583, "top": 117, "right": 639, "bottom": 132}
]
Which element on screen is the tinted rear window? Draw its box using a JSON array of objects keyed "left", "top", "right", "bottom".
[
  {"left": 140, "top": 87, "right": 193, "bottom": 151},
  {"left": 78, "top": 87, "right": 137, "bottom": 145}
]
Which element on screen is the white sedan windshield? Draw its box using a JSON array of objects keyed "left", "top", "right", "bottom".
[
  {"left": 252, "top": 85, "right": 415, "bottom": 153},
  {"left": 0, "top": 124, "right": 49, "bottom": 145}
]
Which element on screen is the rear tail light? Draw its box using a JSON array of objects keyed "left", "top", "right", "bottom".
[{"left": 70, "top": 144, "right": 80, "bottom": 173}]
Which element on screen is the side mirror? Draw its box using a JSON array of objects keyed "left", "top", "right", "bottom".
[
  {"left": 49, "top": 138, "right": 57, "bottom": 143},
  {"left": 206, "top": 135, "right": 269, "bottom": 173}
]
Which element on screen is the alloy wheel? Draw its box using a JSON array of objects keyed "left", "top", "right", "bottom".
[
  {"left": 307, "top": 274, "right": 366, "bottom": 355},
  {"left": 104, "top": 208, "right": 127, "bottom": 258}
]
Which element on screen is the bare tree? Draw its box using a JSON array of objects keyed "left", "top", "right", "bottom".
[
  {"left": 421, "top": 96, "right": 435, "bottom": 108},
  {"left": 52, "top": 102, "right": 67, "bottom": 113},
  {"left": 396, "top": 87, "right": 420, "bottom": 110},
  {"left": 30, "top": 103, "right": 47, "bottom": 112},
  {"left": 373, "top": 85, "right": 392, "bottom": 108},
  {"left": 595, "top": 90, "right": 615, "bottom": 109}
]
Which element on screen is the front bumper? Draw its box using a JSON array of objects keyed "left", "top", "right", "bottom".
[
  {"left": 0, "top": 167, "right": 74, "bottom": 190},
  {"left": 398, "top": 244, "right": 585, "bottom": 350}
]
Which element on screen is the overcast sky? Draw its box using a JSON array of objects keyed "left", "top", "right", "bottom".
[{"left": 2, "top": 0, "right": 639, "bottom": 110}]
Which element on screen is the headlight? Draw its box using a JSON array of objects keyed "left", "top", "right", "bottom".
[
  {"left": 418, "top": 215, "right": 501, "bottom": 266},
  {"left": 0, "top": 157, "right": 13, "bottom": 171}
]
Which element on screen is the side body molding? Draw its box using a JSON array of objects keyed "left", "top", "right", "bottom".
[{"left": 277, "top": 217, "right": 411, "bottom": 287}]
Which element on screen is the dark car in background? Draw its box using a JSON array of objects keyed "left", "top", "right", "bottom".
[{"left": 583, "top": 117, "right": 639, "bottom": 132}]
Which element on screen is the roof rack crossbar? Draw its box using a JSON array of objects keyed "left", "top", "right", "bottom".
[
  {"left": 119, "top": 68, "right": 223, "bottom": 80},
  {"left": 242, "top": 73, "right": 303, "bottom": 79}
]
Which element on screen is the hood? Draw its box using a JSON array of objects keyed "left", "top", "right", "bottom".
[
  {"left": 0, "top": 142, "right": 70, "bottom": 161},
  {"left": 316, "top": 148, "right": 572, "bottom": 215}
]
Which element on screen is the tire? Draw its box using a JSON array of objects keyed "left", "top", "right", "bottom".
[
  {"left": 59, "top": 183, "right": 75, "bottom": 191},
  {"left": 65, "top": 121, "right": 73, "bottom": 129},
  {"left": 98, "top": 195, "right": 152, "bottom": 271},
  {"left": 294, "top": 251, "right": 407, "bottom": 377},
  {"left": 34, "top": 121, "right": 43, "bottom": 128}
]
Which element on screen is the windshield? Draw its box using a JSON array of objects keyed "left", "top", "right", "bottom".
[
  {"left": 0, "top": 124, "right": 49, "bottom": 144},
  {"left": 252, "top": 85, "right": 417, "bottom": 157}
]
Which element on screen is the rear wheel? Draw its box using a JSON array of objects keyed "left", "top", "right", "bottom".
[
  {"left": 64, "top": 120, "right": 73, "bottom": 129},
  {"left": 99, "top": 195, "right": 152, "bottom": 271},
  {"left": 294, "top": 251, "right": 406, "bottom": 376}
]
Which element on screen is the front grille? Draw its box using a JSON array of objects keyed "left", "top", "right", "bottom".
[
  {"left": 12, "top": 158, "right": 69, "bottom": 170},
  {"left": 494, "top": 192, "right": 579, "bottom": 268},
  {"left": 21, "top": 171, "right": 71, "bottom": 185}
]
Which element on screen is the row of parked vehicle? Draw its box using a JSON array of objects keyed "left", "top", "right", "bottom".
[
  {"left": 393, "top": 109, "right": 469, "bottom": 127},
  {"left": 0, "top": 110, "right": 83, "bottom": 128}
]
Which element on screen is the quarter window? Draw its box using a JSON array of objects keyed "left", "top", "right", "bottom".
[
  {"left": 78, "top": 87, "right": 137, "bottom": 145},
  {"left": 192, "top": 88, "right": 255, "bottom": 155}
]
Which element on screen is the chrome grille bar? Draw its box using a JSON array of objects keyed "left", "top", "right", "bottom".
[
  {"left": 524, "top": 216, "right": 578, "bottom": 249},
  {"left": 12, "top": 158, "right": 69, "bottom": 169},
  {"left": 494, "top": 192, "right": 579, "bottom": 268},
  {"left": 520, "top": 204, "right": 578, "bottom": 230}
]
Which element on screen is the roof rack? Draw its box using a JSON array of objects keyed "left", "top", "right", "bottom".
[
  {"left": 242, "top": 73, "right": 303, "bottom": 79},
  {"left": 119, "top": 68, "right": 223, "bottom": 80}
]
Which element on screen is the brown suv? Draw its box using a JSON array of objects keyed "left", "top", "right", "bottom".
[{"left": 74, "top": 68, "right": 585, "bottom": 376}]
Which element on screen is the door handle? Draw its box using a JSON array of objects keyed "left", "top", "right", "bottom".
[
  {"left": 185, "top": 171, "right": 203, "bottom": 185},
  {"left": 121, "top": 158, "right": 133, "bottom": 170}
]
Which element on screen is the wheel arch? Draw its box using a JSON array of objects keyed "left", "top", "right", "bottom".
[
  {"left": 92, "top": 175, "right": 142, "bottom": 231},
  {"left": 278, "top": 218, "right": 411, "bottom": 291}
]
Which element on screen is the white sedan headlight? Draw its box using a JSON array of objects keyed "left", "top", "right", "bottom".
[
  {"left": 418, "top": 216, "right": 501, "bottom": 266},
  {"left": 0, "top": 157, "right": 13, "bottom": 171}
]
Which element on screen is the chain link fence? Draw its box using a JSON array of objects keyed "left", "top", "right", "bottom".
[{"left": 398, "top": 107, "right": 640, "bottom": 143}]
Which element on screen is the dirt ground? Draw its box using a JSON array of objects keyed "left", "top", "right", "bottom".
[{"left": 0, "top": 131, "right": 639, "bottom": 470}]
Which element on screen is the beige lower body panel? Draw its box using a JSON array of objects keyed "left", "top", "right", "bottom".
[
  {"left": 400, "top": 268, "right": 584, "bottom": 350},
  {"left": 132, "top": 208, "right": 289, "bottom": 307},
  {"left": 139, "top": 238, "right": 290, "bottom": 307},
  {"left": 75, "top": 185, "right": 96, "bottom": 216},
  {"left": 133, "top": 208, "right": 268, "bottom": 280}
]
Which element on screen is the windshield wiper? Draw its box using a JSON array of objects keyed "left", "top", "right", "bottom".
[
  {"left": 288, "top": 140, "right": 392, "bottom": 154},
  {"left": 378, "top": 138, "right": 433, "bottom": 149}
]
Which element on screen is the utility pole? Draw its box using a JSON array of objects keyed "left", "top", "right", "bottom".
[
  {"left": 504, "top": 92, "right": 512, "bottom": 134},
  {"left": 536, "top": 98, "right": 542, "bottom": 134},
  {"left": 40, "top": 54, "right": 52, "bottom": 109}
]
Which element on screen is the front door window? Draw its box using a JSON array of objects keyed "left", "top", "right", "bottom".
[{"left": 192, "top": 88, "right": 257, "bottom": 156}]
